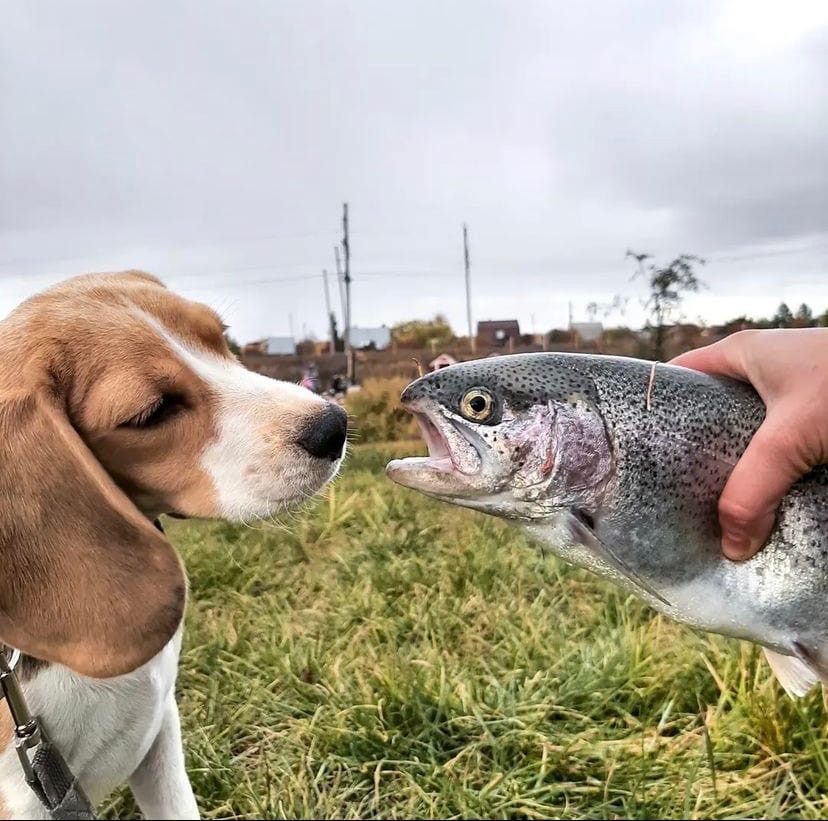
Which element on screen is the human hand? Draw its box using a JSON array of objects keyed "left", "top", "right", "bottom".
[{"left": 670, "top": 328, "right": 828, "bottom": 560}]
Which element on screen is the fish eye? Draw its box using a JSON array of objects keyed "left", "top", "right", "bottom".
[{"left": 460, "top": 388, "right": 494, "bottom": 422}]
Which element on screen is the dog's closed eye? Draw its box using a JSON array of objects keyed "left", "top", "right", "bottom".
[{"left": 121, "top": 393, "right": 187, "bottom": 429}]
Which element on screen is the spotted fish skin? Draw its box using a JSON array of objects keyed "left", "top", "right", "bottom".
[{"left": 389, "top": 352, "right": 828, "bottom": 694}]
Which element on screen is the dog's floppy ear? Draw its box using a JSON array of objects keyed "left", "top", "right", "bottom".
[{"left": 0, "top": 391, "right": 186, "bottom": 678}]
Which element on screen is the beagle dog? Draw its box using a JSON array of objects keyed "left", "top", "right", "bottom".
[{"left": 0, "top": 271, "right": 347, "bottom": 819}]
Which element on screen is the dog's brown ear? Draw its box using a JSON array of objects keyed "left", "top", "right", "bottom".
[{"left": 0, "top": 392, "right": 186, "bottom": 678}]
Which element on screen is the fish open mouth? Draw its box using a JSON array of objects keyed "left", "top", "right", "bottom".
[
  {"left": 412, "top": 412, "right": 455, "bottom": 472},
  {"left": 386, "top": 402, "right": 483, "bottom": 493}
]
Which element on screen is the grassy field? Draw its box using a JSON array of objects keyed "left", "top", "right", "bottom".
[{"left": 104, "top": 442, "right": 828, "bottom": 820}]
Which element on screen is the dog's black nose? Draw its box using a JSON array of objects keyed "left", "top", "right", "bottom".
[{"left": 297, "top": 404, "right": 348, "bottom": 461}]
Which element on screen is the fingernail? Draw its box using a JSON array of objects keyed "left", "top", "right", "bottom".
[{"left": 722, "top": 529, "right": 761, "bottom": 561}]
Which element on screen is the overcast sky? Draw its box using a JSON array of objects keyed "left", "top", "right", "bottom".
[{"left": 2, "top": 0, "right": 826, "bottom": 343}]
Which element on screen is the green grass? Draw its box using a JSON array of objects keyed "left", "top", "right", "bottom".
[{"left": 103, "top": 442, "right": 828, "bottom": 820}]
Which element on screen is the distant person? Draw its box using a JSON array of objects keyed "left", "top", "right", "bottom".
[
  {"left": 300, "top": 365, "right": 317, "bottom": 392},
  {"left": 331, "top": 374, "right": 347, "bottom": 395},
  {"left": 671, "top": 328, "right": 828, "bottom": 561}
]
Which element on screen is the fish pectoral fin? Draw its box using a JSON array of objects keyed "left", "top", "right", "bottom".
[
  {"left": 763, "top": 648, "right": 821, "bottom": 698},
  {"left": 565, "top": 509, "right": 671, "bottom": 607}
]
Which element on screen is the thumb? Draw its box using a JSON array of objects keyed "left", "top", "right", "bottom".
[
  {"left": 717, "top": 416, "right": 806, "bottom": 560},
  {"left": 670, "top": 337, "right": 748, "bottom": 382}
]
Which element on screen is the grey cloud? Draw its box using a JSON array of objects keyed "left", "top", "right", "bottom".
[{"left": 1, "top": 0, "right": 825, "bottom": 340}]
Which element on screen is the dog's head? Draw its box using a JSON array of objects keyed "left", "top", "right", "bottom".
[{"left": 0, "top": 271, "right": 347, "bottom": 677}]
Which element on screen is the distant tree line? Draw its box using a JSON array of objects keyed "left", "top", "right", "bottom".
[
  {"left": 380, "top": 301, "right": 827, "bottom": 356},
  {"left": 304, "top": 250, "right": 827, "bottom": 359},
  {"left": 719, "top": 302, "right": 827, "bottom": 332},
  {"left": 391, "top": 315, "right": 456, "bottom": 348}
]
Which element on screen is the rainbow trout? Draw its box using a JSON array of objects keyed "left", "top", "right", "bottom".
[{"left": 387, "top": 353, "right": 828, "bottom": 697}]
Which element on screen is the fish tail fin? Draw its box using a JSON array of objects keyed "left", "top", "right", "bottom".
[{"left": 763, "top": 648, "right": 823, "bottom": 698}]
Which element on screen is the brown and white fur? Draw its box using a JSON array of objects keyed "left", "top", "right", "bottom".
[{"left": 0, "top": 271, "right": 348, "bottom": 819}]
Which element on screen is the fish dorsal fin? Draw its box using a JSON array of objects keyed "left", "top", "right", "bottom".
[{"left": 763, "top": 648, "right": 820, "bottom": 697}]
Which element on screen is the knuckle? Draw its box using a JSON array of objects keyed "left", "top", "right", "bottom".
[
  {"left": 726, "top": 329, "right": 759, "bottom": 351},
  {"left": 753, "top": 422, "right": 809, "bottom": 474},
  {"left": 718, "top": 497, "right": 757, "bottom": 530},
  {"left": 752, "top": 422, "right": 790, "bottom": 453}
]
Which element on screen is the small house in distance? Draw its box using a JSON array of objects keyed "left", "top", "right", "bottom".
[
  {"left": 243, "top": 336, "right": 296, "bottom": 356},
  {"left": 477, "top": 319, "right": 520, "bottom": 347},
  {"left": 429, "top": 353, "right": 457, "bottom": 371},
  {"left": 349, "top": 325, "right": 391, "bottom": 351},
  {"left": 569, "top": 322, "right": 603, "bottom": 348}
]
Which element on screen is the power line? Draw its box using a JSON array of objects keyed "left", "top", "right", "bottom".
[
  {"left": 705, "top": 244, "right": 828, "bottom": 263},
  {"left": 180, "top": 272, "right": 451, "bottom": 292},
  {"left": 0, "top": 227, "right": 357, "bottom": 272},
  {"left": 6, "top": 237, "right": 823, "bottom": 281},
  {"left": 180, "top": 273, "right": 322, "bottom": 290}
]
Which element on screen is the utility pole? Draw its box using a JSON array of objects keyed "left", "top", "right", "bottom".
[
  {"left": 334, "top": 245, "right": 346, "bottom": 322},
  {"left": 463, "top": 223, "right": 474, "bottom": 354},
  {"left": 334, "top": 240, "right": 351, "bottom": 372},
  {"left": 288, "top": 312, "right": 295, "bottom": 343},
  {"left": 322, "top": 269, "right": 335, "bottom": 357},
  {"left": 342, "top": 202, "right": 354, "bottom": 383}
]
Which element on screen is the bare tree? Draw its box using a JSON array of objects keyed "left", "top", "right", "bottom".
[
  {"left": 586, "top": 294, "right": 629, "bottom": 323},
  {"left": 627, "top": 250, "right": 706, "bottom": 360}
]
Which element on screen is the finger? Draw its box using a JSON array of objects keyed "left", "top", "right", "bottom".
[
  {"left": 669, "top": 332, "right": 754, "bottom": 382},
  {"left": 717, "top": 418, "right": 807, "bottom": 560}
]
